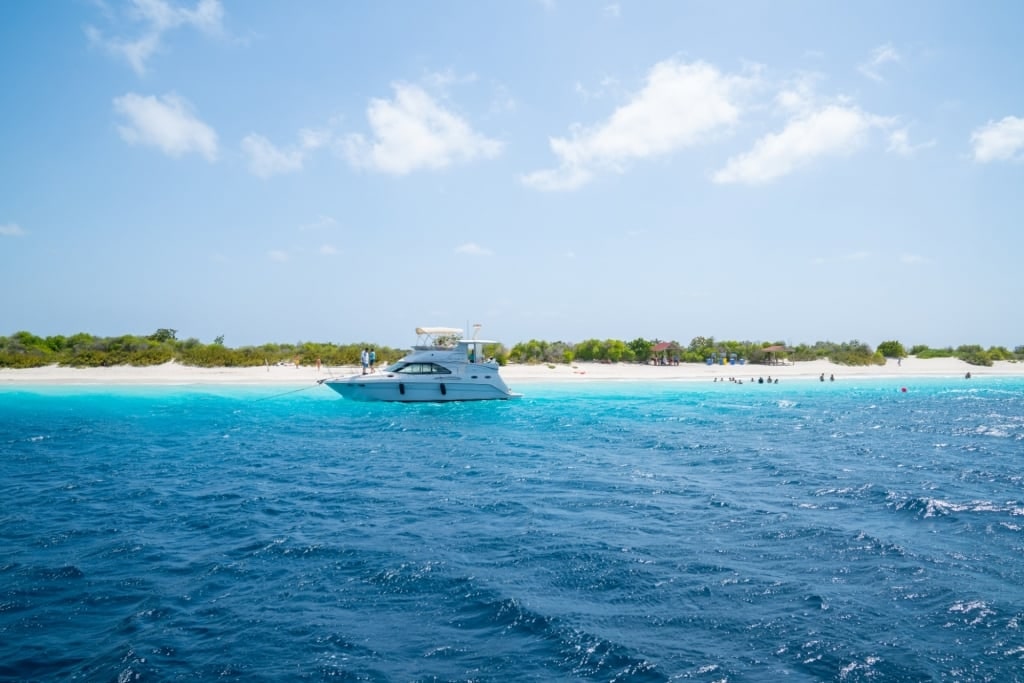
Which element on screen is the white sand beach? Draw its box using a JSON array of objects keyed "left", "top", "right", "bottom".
[{"left": 0, "top": 357, "right": 1019, "bottom": 386}]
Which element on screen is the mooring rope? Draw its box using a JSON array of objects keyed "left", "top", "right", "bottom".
[{"left": 252, "top": 382, "right": 324, "bottom": 402}]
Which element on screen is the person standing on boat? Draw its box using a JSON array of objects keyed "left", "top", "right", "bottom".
[
  {"left": 369, "top": 348, "right": 376, "bottom": 372},
  {"left": 361, "top": 348, "right": 369, "bottom": 375}
]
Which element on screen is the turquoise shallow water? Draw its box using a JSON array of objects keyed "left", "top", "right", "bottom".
[{"left": 2, "top": 377, "right": 1023, "bottom": 681}]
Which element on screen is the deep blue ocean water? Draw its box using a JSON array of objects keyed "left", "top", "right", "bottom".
[{"left": 2, "top": 377, "right": 1023, "bottom": 682}]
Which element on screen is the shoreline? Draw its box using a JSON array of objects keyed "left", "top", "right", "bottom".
[{"left": 0, "top": 358, "right": 1019, "bottom": 386}]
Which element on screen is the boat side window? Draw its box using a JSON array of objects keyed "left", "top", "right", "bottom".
[{"left": 394, "top": 362, "right": 451, "bottom": 375}]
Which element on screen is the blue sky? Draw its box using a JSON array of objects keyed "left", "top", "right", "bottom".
[{"left": 2, "top": 1, "right": 1023, "bottom": 349}]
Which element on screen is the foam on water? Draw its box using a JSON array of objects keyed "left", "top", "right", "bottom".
[{"left": 2, "top": 377, "right": 1024, "bottom": 680}]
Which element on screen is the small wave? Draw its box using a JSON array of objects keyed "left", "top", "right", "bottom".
[
  {"left": 839, "top": 655, "right": 882, "bottom": 680},
  {"left": 947, "top": 600, "right": 996, "bottom": 626},
  {"left": 974, "top": 424, "right": 1012, "bottom": 438},
  {"left": 887, "top": 493, "right": 1019, "bottom": 518}
]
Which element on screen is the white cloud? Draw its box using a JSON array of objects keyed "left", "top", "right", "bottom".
[
  {"left": 522, "top": 59, "right": 750, "bottom": 191},
  {"left": 319, "top": 244, "right": 338, "bottom": 255},
  {"left": 87, "top": 0, "right": 224, "bottom": 75},
  {"left": 341, "top": 83, "right": 503, "bottom": 175},
  {"left": 455, "top": 242, "right": 493, "bottom": 256},
  {"left": 268, "top": 249, "right": 289, "bottom": 262},
  {"left": 970, "top": 115, "right": 1024, "bottom": 162},
  {"left": 242, "top": 126, "right": 333, "bottom": 178},
  {"left": 713, "top": 105, "right": 885, "bottom": 184},
  {"left": 242, "top": 135, "right": 303, "bottom": 177},
  {"left": 604, "top": 4, "right": 621, "bottom": 18},
  {"left": 113, "top": 92, "right": 218, "bottom": 161},
  {"left": 773, "top": 75, "right": 820, "bottom": 115},
  {"left": 574, "top": 76, "right": 620, "bottom": 102},
  {"left": 137, "top": 0, "right": 224, "bottom": 33},
  {"left": 519, "top": 166, "right": 594, "bottom": 192},
  {"left": 1, "top": 223, "right": 26, "bottom": 237},
  {"left": 298, "top": 127, "right": 332, "bottom": 149},
  {"left": 887, "top": 128, "right": 935, "bottom": 157},
  {"left": 859, "top": 43, "right": 901, "bottom": 82},
  {"left": 423, "top": 68, "right": 477, "bottom": 90}
]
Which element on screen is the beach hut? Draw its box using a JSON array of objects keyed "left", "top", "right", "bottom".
[
  {"left": 762, "top": 345, "right": 788, "bottom": 365},
  {"left": 650, "top": 342, "right": 680, "bottom": 365}
]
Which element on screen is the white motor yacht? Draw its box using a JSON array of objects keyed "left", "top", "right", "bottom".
[{"left": 321, "top": 326, "right": 521, "bottom": 402}]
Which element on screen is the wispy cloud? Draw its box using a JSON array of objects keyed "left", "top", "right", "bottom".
[
  {"left": 574, "top": 76, "right": 620, "bottom": 101},
  {"left": 242, "top": 128, "right": 330, "bottom": 178},
  {"left": 713, "top": 104, "right": 888, "bottom": 185},
  {"left": 113, "top": 92, "right": 219, "bottom": 160},
  {"left": 887, "top": 128, "right": 935, "bottom": 157},
  {"left": 1, "top": 223, "right": 27, "bottom": 237},
  {"left": 859, "top": 43, "right": 901, "bottom": 83},
  {"left": 970, "top": 115, "right": 1024, "bottom": 162},
  {"left": 773, "top": 74, "right": 821, "bottom": 115},
  {"left": 455, "top": 242, "right": 493, "bottom": 256},
  {"left": 900, "top": 253, "right": 929, "bottom": 265},
  {"left": 523, "top": 59, "right": 751, "bottom": 191},
  {"left": 299, "top": 215, "right": 337, "bottom": 231},
  {"left": 341, "top": 82, "right": 503, "bottom": 175},
  {"left": 87, "top": 0, "right": 225, "bottom": 76},
  {"left": 241, "top": 135, "right": 303, "bottom": 177},
  {"left": 319, "top": 244, "right": 338, "bottom": 255},
  {"left": 267, "top": 249, "right": 289, "bottom": 262}
]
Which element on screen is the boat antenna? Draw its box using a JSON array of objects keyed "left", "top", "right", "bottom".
[{"left": 472, "top": 323, "right": 481, "bottom": 340}]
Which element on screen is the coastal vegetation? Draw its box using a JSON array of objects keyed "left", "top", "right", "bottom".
[
  {"left": 507, "top": 337, "right": 1021, "bottom": 367},
  {"left": 1, "top": 329, "right": 1020, "bottom": 369},
  {"left": 0, "top": 329, "right": 407, "bottom": 370}
]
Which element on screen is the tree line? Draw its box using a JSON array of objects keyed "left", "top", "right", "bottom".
[
  {"left": 1, "top": 329, "right": 1020, "bottom": 369},
  {"left": 0, "top": 329, "right": 407, "bottom": 369},
  {"left": 508, "top": 337, "right": 1022, "bottom": 367}
]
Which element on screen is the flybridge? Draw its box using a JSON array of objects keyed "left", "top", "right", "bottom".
[
  {"left": 415, "top": 327, "right": 463, "bottom": 337},
  {"left": 413, "top": 327, "right": 464, "bottom": 350},
  {"left": 413, "top": 325, "right": 499, "bottom": 349}
]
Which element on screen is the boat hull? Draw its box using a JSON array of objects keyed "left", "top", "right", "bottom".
[{"left": 323, "top": 376, "right": 520, "bottom": 402}]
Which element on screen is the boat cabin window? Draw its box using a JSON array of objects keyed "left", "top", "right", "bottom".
[{"left": 392, "top": 362, "right": 452, "bottom": 375}]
